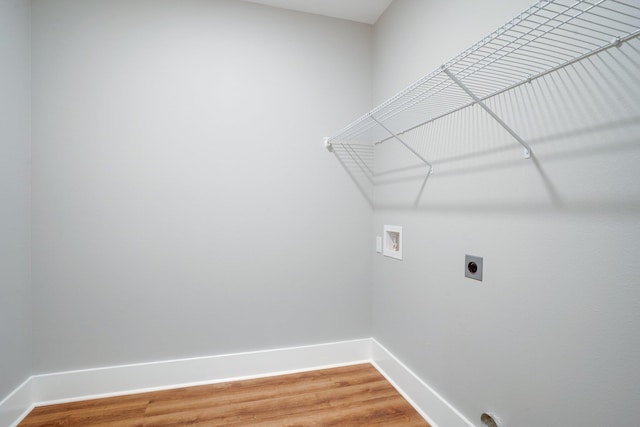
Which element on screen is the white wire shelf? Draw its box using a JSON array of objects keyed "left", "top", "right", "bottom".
[{"left": 326, "top": 0, "right": 640, "bottom": 159}]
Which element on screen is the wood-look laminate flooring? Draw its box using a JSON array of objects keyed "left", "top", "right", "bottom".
[{"left": 19, "top": 363, "right": 430, "bottom": 426}]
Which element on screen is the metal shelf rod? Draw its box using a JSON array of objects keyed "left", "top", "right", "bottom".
[
  {"left": 370, "top": 115, "right": 434, "bottom": 175},
  {"left": 442, "top": 67, "right": 532, "bottom": 159}
]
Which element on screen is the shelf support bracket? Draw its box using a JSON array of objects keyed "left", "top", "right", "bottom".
[
  {"left": 324, "top": 137, "right": 333, "bottom": 152},
  {"left": 443, "top": 67, "right": 532, "bottom": 159},
  {"left": 370, "top": 115, "right": 433, "bottom": 175}
]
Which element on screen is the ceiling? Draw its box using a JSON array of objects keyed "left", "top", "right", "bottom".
[{"left": 239, "top": 0, "right": 394, "bottom": 25}]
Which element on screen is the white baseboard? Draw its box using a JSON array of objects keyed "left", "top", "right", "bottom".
[
  {"left": 0, "top": 378, "right": 34, "bottom": 427},
  {"left": 371, "top": 339, "right": 475, "bottom": 427},
  {"left": 2, "top": 337, "right": 472, "bottom": 427},
  {"left": 32, "top": 338, "right": 372, "bottom": 406}
]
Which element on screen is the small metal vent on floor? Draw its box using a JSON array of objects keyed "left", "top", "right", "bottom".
[{"left": 481, "top": 412, "right": 500, "bottom": 427}]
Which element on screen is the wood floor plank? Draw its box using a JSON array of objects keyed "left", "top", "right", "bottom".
[
  {"left": 217, "top": 393, "right": 420, "bottom": 427},
  {"left": 20, "top": 396, "right": 149, "bottom": 427},
  {"left": 143, "top": 380, "right": 399, "bottom": 426},
  {"left": 19, "top": 363, "right": 430, "bottom": 427},
  {"left": 144, "top": 364, "right": 383, "bottom": 417}
]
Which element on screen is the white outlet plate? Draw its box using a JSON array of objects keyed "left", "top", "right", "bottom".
[
  {"left": 383, "top": 225, "right": 402, "bottom": 260},
  {"left": 376, "top": 236, "right": 382, "bottom": 253}
]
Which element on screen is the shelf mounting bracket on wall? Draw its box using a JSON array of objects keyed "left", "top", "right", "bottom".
[
  {"left": 442, "top": 67, "right": 532, "bottom": 159},
  {"left": 370, "top": 115, "right": 434, "bottom": 175}
]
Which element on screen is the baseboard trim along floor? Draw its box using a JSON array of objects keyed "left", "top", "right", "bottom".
[{"left": 1, "top": 338, "right": 473, "bottom": 427}]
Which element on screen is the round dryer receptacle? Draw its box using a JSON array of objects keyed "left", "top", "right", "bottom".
[{"left": 468, "top": 261, "right": 478, "bottom": 274}]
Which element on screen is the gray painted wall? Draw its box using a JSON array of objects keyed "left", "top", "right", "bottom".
[
  {"left": 31, "top": 0, "right": 372, "bottom": 373},
  {"left": 0, "top": 0, "right": 32, "bottom": 400},
  {"left": 371, "top": 1, "right": 640, "bottom": 426},
  {"left": 10, "top": 2, "right": 640, "bottom": 426}
]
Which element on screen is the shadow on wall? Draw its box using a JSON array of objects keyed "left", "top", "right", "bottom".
[{"left": 332, "top": 37, "right": 640, "bottom": 214}]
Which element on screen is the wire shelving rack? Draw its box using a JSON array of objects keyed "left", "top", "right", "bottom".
[{"left": 325, "top": 0, "right": 640, "bottom": 200}]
